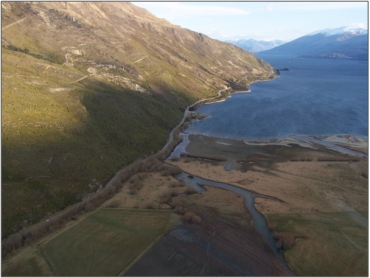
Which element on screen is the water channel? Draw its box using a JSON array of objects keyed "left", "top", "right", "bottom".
[{"left": 174, "top": 171, "right": 295, "bottom": 275}]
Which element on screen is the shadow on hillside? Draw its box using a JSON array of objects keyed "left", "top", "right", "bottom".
[{"left": 2, "top": 79, "right": 183, "bottom": 238}]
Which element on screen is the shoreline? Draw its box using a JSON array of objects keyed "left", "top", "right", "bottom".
[
  {"left": 175, "top": 74, "right": 368, "bottom": 158},
  {"left": 203, "top": 75, "right": 280, "bottom": 106},
  {"left": 175, "top": 131, "right": 368, "bottom": 158}
]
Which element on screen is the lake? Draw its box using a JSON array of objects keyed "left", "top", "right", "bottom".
[{"left": 186, "top": 55, "right": 368, "bottom": 140}]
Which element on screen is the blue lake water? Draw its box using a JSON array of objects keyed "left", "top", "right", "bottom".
[{"left": 187, "top": 55, "right": 368, "bottom": 140}]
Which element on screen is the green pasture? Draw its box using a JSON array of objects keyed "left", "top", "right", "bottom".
[
  {"left": 2, "top": 256, "right": 47, "bottom": 277},
  {"left": 41, "top": 209, "right": 171, "bottom": 276}
]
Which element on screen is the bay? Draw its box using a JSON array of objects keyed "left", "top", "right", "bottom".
[{"left": 186, "top": 55, "right": 368, "bottom": 140}]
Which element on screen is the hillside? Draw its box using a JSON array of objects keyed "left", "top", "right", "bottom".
[
  {"left": 261, "top": 26, "right": 368, "bottom": 60},
  {"left": 1, "top": 2, "right": 277, "bottom": 238}
]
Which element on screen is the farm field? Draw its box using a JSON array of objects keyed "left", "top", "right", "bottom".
[{"left": 2, "top": 209, "right": 172, "bottom": 276}]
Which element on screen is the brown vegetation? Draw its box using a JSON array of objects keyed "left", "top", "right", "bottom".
[
  {"left": 161, "top": 165, "right": 182, "bottom": 177},
  {"left": 180, "top": 153, "right": 227, "bottom": 161},
  {"left": 317, "top": 157, "right": 360, "bottom": 162},
  {"left": 84, "top": 202, "right": 96, "bottom": 212},
  {"left": 143, "top": 201, "right": 156, "bottom": 209},
  {"left": 182, "top": 211, "right": 202, "bottom": 224},
  {"left": 273, "top": 232, "right": 296, "bottom": 249},
  {"left": 174, "top": 206, "right": 188, "bottom": 215}
]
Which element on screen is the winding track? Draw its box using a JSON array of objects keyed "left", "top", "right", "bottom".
[{"left": 2, "top": 17, "right": 27, "bottom": 31}]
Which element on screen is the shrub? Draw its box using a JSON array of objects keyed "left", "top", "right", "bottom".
[
  {"left": 174, "top": 206, "right": 187, "bottom": 215},
  {"left": 170, "top": 181, "right": 181, "bottom": 188},
  {"left": 170, "top": 189, "right": 179, "bottom": 197},
  {"left": 105, "top": 199, "right": 121, "bottom": 208},
  {"left": 129, "top": 188, "right": 138, "bottom": 195},
  {"left": 84, "top": 202, "right": 96, "bottom": 212},
  {"left": 191, "top": 215, "right": 202, "bottom": 224},
  {"left": 159, "top": 193, "right": 171, "bottom": 203},
  {"left": 281, "top": 233, "right": 295, "bottom": 249},
  {"left": 183, "top": 212, "right": 195, "bottom": 222},
  {"left": 178, "top": 181, "right": 186, "bottom": 187},
  {"left": 182, "top": 122, "right": 189, "bottom": 129},
  {"left": 132, "top": 179, "right": 144, "bottom": 190},
  {"left": 276, "top": 239, "right": 283, "bottom": 249},
  {"left": 111, "top": 180, "right": 123, "bottom": 190},
  {"left": 274, "top": 232, "right": 295, "bottom": 249},
  {"left": 137, "top": 173, "right": 148, "bottom": 180},
  {"left": 144, "top": 201, "right": 156, "bottom": 209},
  {"left": 182, "top": 212, "right": 202, "bottom": 224},
  {"left": 185, "top": 187, "right": 198, "bottom": 195},
  {"left": 161, "top": 165, "right": 182, "bottom": 176}
]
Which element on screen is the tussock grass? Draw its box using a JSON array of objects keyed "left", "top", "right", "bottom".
[{"left": 266, "top": 212, "right": 368, "bottom": 276}]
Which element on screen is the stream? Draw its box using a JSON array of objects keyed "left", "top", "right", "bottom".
[{"left": 175, "top": 171, "right": 294, "bottom": 275}]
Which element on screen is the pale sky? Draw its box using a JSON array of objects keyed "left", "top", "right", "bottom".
[{"left": 133, "top": 2, "right": 368, "bottom": 42}]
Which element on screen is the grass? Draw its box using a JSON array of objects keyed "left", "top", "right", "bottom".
[
  {"left": 2, "top": 256, "right": 46, "bottom": 276},
  {"left": 41, "top": 209, "right": 171, "bottom": 276},
  {"left": 1, "top": 49, "right": 183, "bottom": 238},
  {"left": 266, "top": 211, "right": 368, "bottom": 276}
]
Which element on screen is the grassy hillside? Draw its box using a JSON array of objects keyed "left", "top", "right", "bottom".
[
  {"left": 2, "top": 49, "right": 182, "bottom": 237},
  {"left": 2, "top": 2, "right": 276, "bottom": 239}
]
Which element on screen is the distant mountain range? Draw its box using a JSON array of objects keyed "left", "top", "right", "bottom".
[
  {"left": 261, "top": 26, "right": 368, "bottom": 60},
  {"left": 225, "top": 39, "right": 286, "bottom": 53}
]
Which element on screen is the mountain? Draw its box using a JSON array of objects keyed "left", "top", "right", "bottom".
[
  {"left": 1, "top": 2, "right": 276, "bottom": 238},
  {"left": 261, "top": 26, "right": 368, "bottom": 60},
  {"left": 226, "top": 38, "right": 286, "bottom": 53}
]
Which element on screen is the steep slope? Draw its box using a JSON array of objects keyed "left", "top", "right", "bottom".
[
  {"left": 261, "top": 26, "right": 368, "bottom": 60},
  {"left": 2, "top": 2, "right": 277, "bottom": 238},
  {"left": 226, "top": 38, "right": 286, "bottom": 53}
]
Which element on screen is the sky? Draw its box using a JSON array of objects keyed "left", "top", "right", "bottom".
[{"left": 133, "top": 2, "right": 368, "bottom": 42}]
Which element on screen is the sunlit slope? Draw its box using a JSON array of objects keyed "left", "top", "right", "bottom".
[
  {"left": 2, "top": 49, "right": 181, "bottom": 237},
  {"left": 2, "top": 1, "right": 276, "bottom": 238}
]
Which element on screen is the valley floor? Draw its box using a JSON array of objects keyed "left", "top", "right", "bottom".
[{"left": 2, "top": 133, "right": 367, "bottom": 276}]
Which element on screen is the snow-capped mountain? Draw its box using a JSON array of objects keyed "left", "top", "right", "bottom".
[
  {"left": 261, "top": 26, "right": 368, "bottom": 60},
  {"left": 225, "top": 39, "right": 286, "bottom": 53},
  {"left": 307, "top": 26, "right": 368, "bottom": 37}
]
